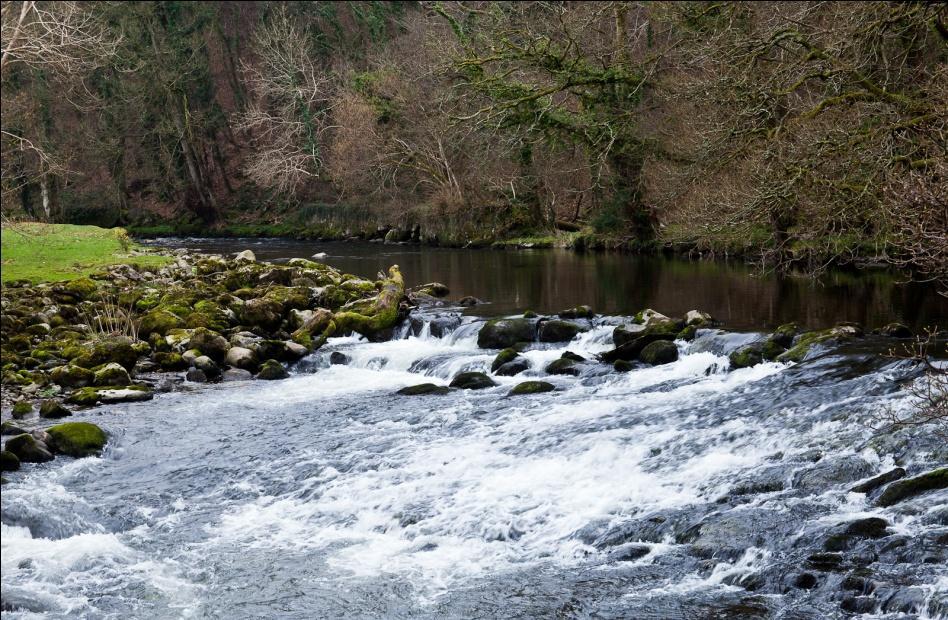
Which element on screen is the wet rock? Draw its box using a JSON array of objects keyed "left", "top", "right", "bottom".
[
  {"left": 189, "top": 328, "right": 230, "bottom": 362},
  {"left": 0, "top": 450, "right": 20, "bottom": 472},
  {"left": 879, "top": 323, "right": 912, "bottom": 338},
  {"left": 685, "top": 310, "right": 714, "bottom": 326},
  {"left": 683, "top": 509, "right": 791, "bottom": 561},
  {"left": 824, "top": 518, "right": 889, "bottom": 550},
  {"left": 225, "top": 347, "right": 259, "bottom": 373},
  {"left": 613, "top": 360, "right": 634, "bottom": 372},
  {"left": 397, "top": 383, "right": 451, "bottom": 396},
  {"left": 193, "top": 355, "right": 221, "bottom": 378},
  {"left": 93, "top": 362, "right": 131, "bottom": 387},
  {"left": 496, "top": 358, "right": 530, "bottom": 377},
  {"left": 4, "top": 434, "right": 53, "bottom": 463},
  {"left": 729, "top": 344, "right": 764, "bottom": 369},
  {"left": 850, "top": 467, "right": 907, "bottom": 494},
  {"left": 11, "top": 400, "right": 32, "bottom": 419},
  {"left": 96, "top": 387, "right": 154, "bottom": 404},
  {"left": 411, "top": 282, "right": 449, "bottom": 298},
  {"left": 538, "top": 319, "right": 584, "bottom": 343},
  {"left": 329, "top": 351, "right": 351, "bottom": 366},
  {"left": 881, "top": 586, "right": 927, "bottom": 614},
  {"left": 610, "top": 543, "right": 651, "bottom": 561},
  {"left": 477, "top": 318, "right": 535, "bottom": 349},
  {"left": 222, "top": 368, "right": 253, "bottom": 381},
  {"left": 558, "top": 305, "right": 593, "bottom": 319},
  {"left": 508, "top": 380, "right": 555, "bottom": 396},
  {"left": 545, "top": 358, "right": 580, "bottom": 376},
  {"left": 39, "top": 399, "right": 72, "bottom": 419},
  {"left": 602, "top": 319, "right": 681, "bottom": 363},
  {"left": 256, "top": 359, "right": 289, "bottom": 380},
  {"left": 490, "top": 348, "right": 519, "bottom": 372},
  {"left": 806, "top": 552, "right": 845, "bottom": 571},
  {"left": 458, "top": 296, "right": 481, "bottom": 307},
  {"left": 793, "top": 455, "right": 873, "bottom": 492},
  {"left": 561, "top": 351, "right": 585, "bottom": 362},
  {"left": 791, "top": 572, "right": 819, "bottom": 590},
  {"left": 449, "top": 372, "right": 497, "bottom": 390},
  {"left": 2, "top": 422, "right": 30, "bottom": 436},
  {"left": 777, "top": 324, "right": 863, "bottom": 363},
  {"left": 840, "top": 595, "right": 877, "bottom": 614},
  {"left": 46, "top": 422, "right": 107, "bottom": 457},
  {"left": 185, "top": 368, "right": 208, "bottom": 383},
  {"left": 875, "top": 467, "right": 948, "bottom": 507},
  {"left": 639, "top": 340, "right": 678, "bottom": 365},
  {"left": 49, "top": 364, "right": 95, "bottom": 388}
]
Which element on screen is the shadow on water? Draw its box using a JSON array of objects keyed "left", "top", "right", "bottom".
[{"left": 148, "top": 237, "right": 946, "bottom": 331}]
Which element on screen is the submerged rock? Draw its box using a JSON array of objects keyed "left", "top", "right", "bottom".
[
  {"left": 850, "top": 467, "right": 906, "bottom": 494},
  {"left": 397, "top": 383, "right": 451, "bottom": 396},
  {"left": 477, "top": 318, "right": 535, "bottom": 349},
  {"left": 545, "top": 358, "right": 580, "bottom": 376},
  {"left": 329, "top": 351, "right": 351, "bottom": 365},
  {"left": 508, "top": 380, "right": 555, "bottom": 396},
  {"left": 449, "top": 372, "right": 497, "bottom": 390},
  {"left": 46, "top": 421, "right": 107, "bottom": 457}
]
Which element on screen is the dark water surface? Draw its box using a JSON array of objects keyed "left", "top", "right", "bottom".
[{"left": 145, "top": 237, "right": 945, "bottom": 331}]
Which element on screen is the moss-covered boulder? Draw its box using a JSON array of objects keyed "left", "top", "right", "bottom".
[
  {"left": 875, "top": 468, "right": 947, "bottom": 507},
  {"left": 49, "top": 362, "right": 96, "bottom": 388},
  {"left": 67, "top": 385, "right": 153, "bottom": 406},
  {"left": 537, "top": 320, "right": 584, "bottom": 343},
  {"left": 46, "top": 422, "right": 107, "bottom": 457},
  {"left": 256, "top": 359, "right": 289, "bottom": 380},
  {"left": 677, "top": 325, "right": 699, "bottom": 342},
  {"left": 2, "top": 421, "right": 29, "bottom": 436},
  {"left": 193, "top": 355, "right": 221, "bottom": 378},
  {"left": 685, "top": 310, "right": 714, "bottom": 326},
  {"left": 449, "top": 372, "right": 497, "bottom": 390},
  {"left": 491, "top": 348, "right": 519, "bottom": 372},
  {"left": 186, "top": 300, "right": 233, "bottom": 332},
  {"left": 640, "top": 340, "right": 678, "bottom": 365},
  {"left": 558, "top": 305, "right": 593, "bottom": 319},
  {"left": 495, "top": 358, "right": 530, "bottom": 376},
  {"left": 729, "top": 344, "right": 764, "bottom": 369},
  {"left": 74, "top": 337, "right": 139, "bottom": 370},
  {"left": 397, "top": 383, "right": 451, "bottom": 396},
  {"left": 63, "top": 277, "right": 98, "bottom": 301},
  {"left": 152, "top": 351, "right": 188, "bottom": 371},
  {"left": 93, "top": 362, "right": 131, "bottom": 387},
  {"left": 189, "top": 328, "right": 230, "bottom": 362},
  {"left": 545, "top": 358, "right": 580, "bottom": 376},
  {"left": 508, "top": 380, "right": 555, "bottom": 396},
  {"left": 139, "top": 309, "right": 186, "bottom": 337},
  {"left": 477, "top": 318, "right": 536, "bottom": 349},
  {"left": 240, "top": 298, "right": 284, "bottom": 330},
  {"left": 0, "top": 450, "right": 20, "bottom": 472},
  {"left": 777, "top": 324, "right": 863, "bottom": 363},
  {"left": 11, "top": 400, "right": 32, "bottom": 419},
  {"left": 770, "top": 323, "right": 800, "bottom": 348},
  {"left": 39, "top": 399, "right": 72, "bottom": 419},
  {"left": 4, "top": 434, "right": 53, "bottom": 463}
]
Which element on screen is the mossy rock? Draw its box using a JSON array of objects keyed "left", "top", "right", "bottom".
[
  {"left": 558, "top": 305, "right": 593, "bottom": 319},
  {"left": 186, "top": 300, "right": 233, "bottom": 332},
  {"left": 39, "top": 399, "right": 72, "bottom": 419},
  {"left": 50, "top": 364, "right": 95, "bottom": 388},
  {"left": 477, "top": 319, "right": 536, "bottom": 349},
  {"left": 729, "top": 344, "right": 764, "bottom": 369},
  {"left": 63, "top": 277, "right": 98, "bottom": 301},
  {"left": 677, "top": 325, "right": 699, "bottom": 342},
  {"left": 777, "top": 325, "right": 861, "bottom": 363},
  {"left": 67, "top": 385, "right": 152, "bottom": 406},
  {"left": 875, "top": 468, "right": 947, "bottom": 507},
  {"left": 397, "top": 383, "right": 451, "bottom": 396},
  {"left": 4, "top": 433, "right": 53, "bottom": 463},
  {"left": 74, "top": 337, "right": 139, "bottom": 370},
  {"left": 152, "top": 351, "right": 188, "bottom": 371},
  {"left": 522, "top": 310, "right": 538, "bottom": 319},
  {"left": 639, "top": 340, "right": 678, "bottom": 365},
  {"left": 508, "top": 381, "right": 555, "bottom": 396},
  {"left": 879, "top": 323, "right": 912, "bottom": 338},
  {"left": 760, "top": 338, "right": 786, "bottom": 361},
  {"left": 491, "top": 348, "right": 519, "bottom": 372},
  {"left": 139, "top": 309, "right": 186, "bottom": 337},
  {"left": 537, "top": 320, "right": 584, "bottom": 343},
  {"left": 545, "top": 358, "right": 580, "bottom": 376},
  {"left": 189, "top": 328, "right": 230, "bottom": 362},
  {"left": 12, "top": 400, "right": 33, "bottom": 419},
  {"left": 263, "top": 286, "right": 312, "bottom": 312},
  {"left": 240, "top": 298, "right": 284, "bottom": 329},
  {"left": 93, "top": 362, "right": 131, "bottom": 387},
  {"left": 0, "top": 450, "right": 20, "bottom": 472},
  {"left": 448, "top": 372, "right": 497, "bottom": 390},
  {"left": 771, "top": 323, "right": 801, "bottom": 348},
  {"left": 256, "top": 359, "right": 289, "bottom": 381},
  {"left": 46, "top": 422, "right": 107, "bottom": 457},
  {"left": 495, "top": 358, "right": 530, "bottom": 376}
]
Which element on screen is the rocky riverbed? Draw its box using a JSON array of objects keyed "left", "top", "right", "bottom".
[{"left": 1, "top": 249, "right": 946, "bottom": 618}]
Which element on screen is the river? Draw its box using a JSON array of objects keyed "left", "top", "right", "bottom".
[{"left": 2, "top": 241, "right": 946, "bottom": 618}]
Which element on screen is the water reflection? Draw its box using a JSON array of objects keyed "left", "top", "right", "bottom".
[{"left": 147, "top": 238, "right": 946, "bottom": 331}]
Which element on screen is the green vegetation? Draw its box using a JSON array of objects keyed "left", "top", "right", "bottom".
[{"left": 1, "top": 223, "right": 170, "bottom": 283}]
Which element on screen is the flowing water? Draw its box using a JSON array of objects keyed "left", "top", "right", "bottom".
[{"left": 3, "top": 243, "right": 947, "bottom": 618}]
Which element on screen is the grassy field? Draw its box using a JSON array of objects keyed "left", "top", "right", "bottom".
[{"left": 1, "top": 222, "right": 172, "bottom": 283}]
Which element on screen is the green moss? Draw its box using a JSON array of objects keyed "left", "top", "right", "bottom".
[
  {"left": 46, "top": 421, "right": 108, "bottom": 457},
  {"left": 139, "top": 309, "right": 186, "bottom": 337},
  {"left": 508, "top": 380, "right": 555, "bottom": 395},
  {"left": 12, "top": 400, "right": 33, "bottom": 418},
  {"left": 491, "top": 348, "right": 519, "bottom": 372},
  {"left": 729, "top": 345, "right": 763, "bottom": 369}
]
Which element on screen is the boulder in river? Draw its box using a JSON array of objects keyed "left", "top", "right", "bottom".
[
  {"left": 449, "top": 372, "right": 497, "bottom": 390},
  {"left": 50, "top": 364, "right": 95, "bottom": 388},
  {"left": 685, "top": 310, "right": 714, "bottom": 326},
  {"left": 256, "top": 359, "right": 289, "bottom": 381},
  {"left": 11, "top": 400, "right": 32, "bottom": 419},
  {"left": 850, "top": 467, "right": 906, "bottom": 494},
  {"left": 1, "top": 450, "right": 20, "bottom": 471},
  {"left": 537, "top": 319, "right": 584, "bottom": 343},
  {"left": 185, "top": 368, "right": 208, "bottom": 383},
  {"left": 545, "top": 358, "right": 579, "bottom": 376},
  {"left": 477, "top": 318, "right": 536, "bottom": 349},
  {"left": 46, "top": 421, "right": 107, "bottom": 457},
  {"left": 875, "top": 467, "right": 947, "bottom": 507},
  {"left": 222, "top": 368, "right": 253, "bottom": 382},
  {"left": 878, "top": 322, "right": 912, "bottom": 338},
  {"left": 508, "top": 381, "right": 555, "bottom": 396},
  {"left": 4, "top": 433, "right": 54, "bottom": 463},
  {"left": 491, "top": 348, "right": 519, "bottom": 372},
  {"left": 189, "top": 328, "right": 230, "bottom": 362},
  {"left": 329, "top": 351, "right": 351, "bottom": 365},
  {"left": 558, "top": 305, "right": 593, "bottom": 319},
  {"left": 495, "top": 358, "right": 530, "bottom": 377},
  {"left": 397, "top": 383, "right": 451, "bottom": 396},
  {"left": 639, "top": 340, "right": 678, "bottom": 365},
  {"left": 225, "top": 346, "right": 259, "bottom": 373}
]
